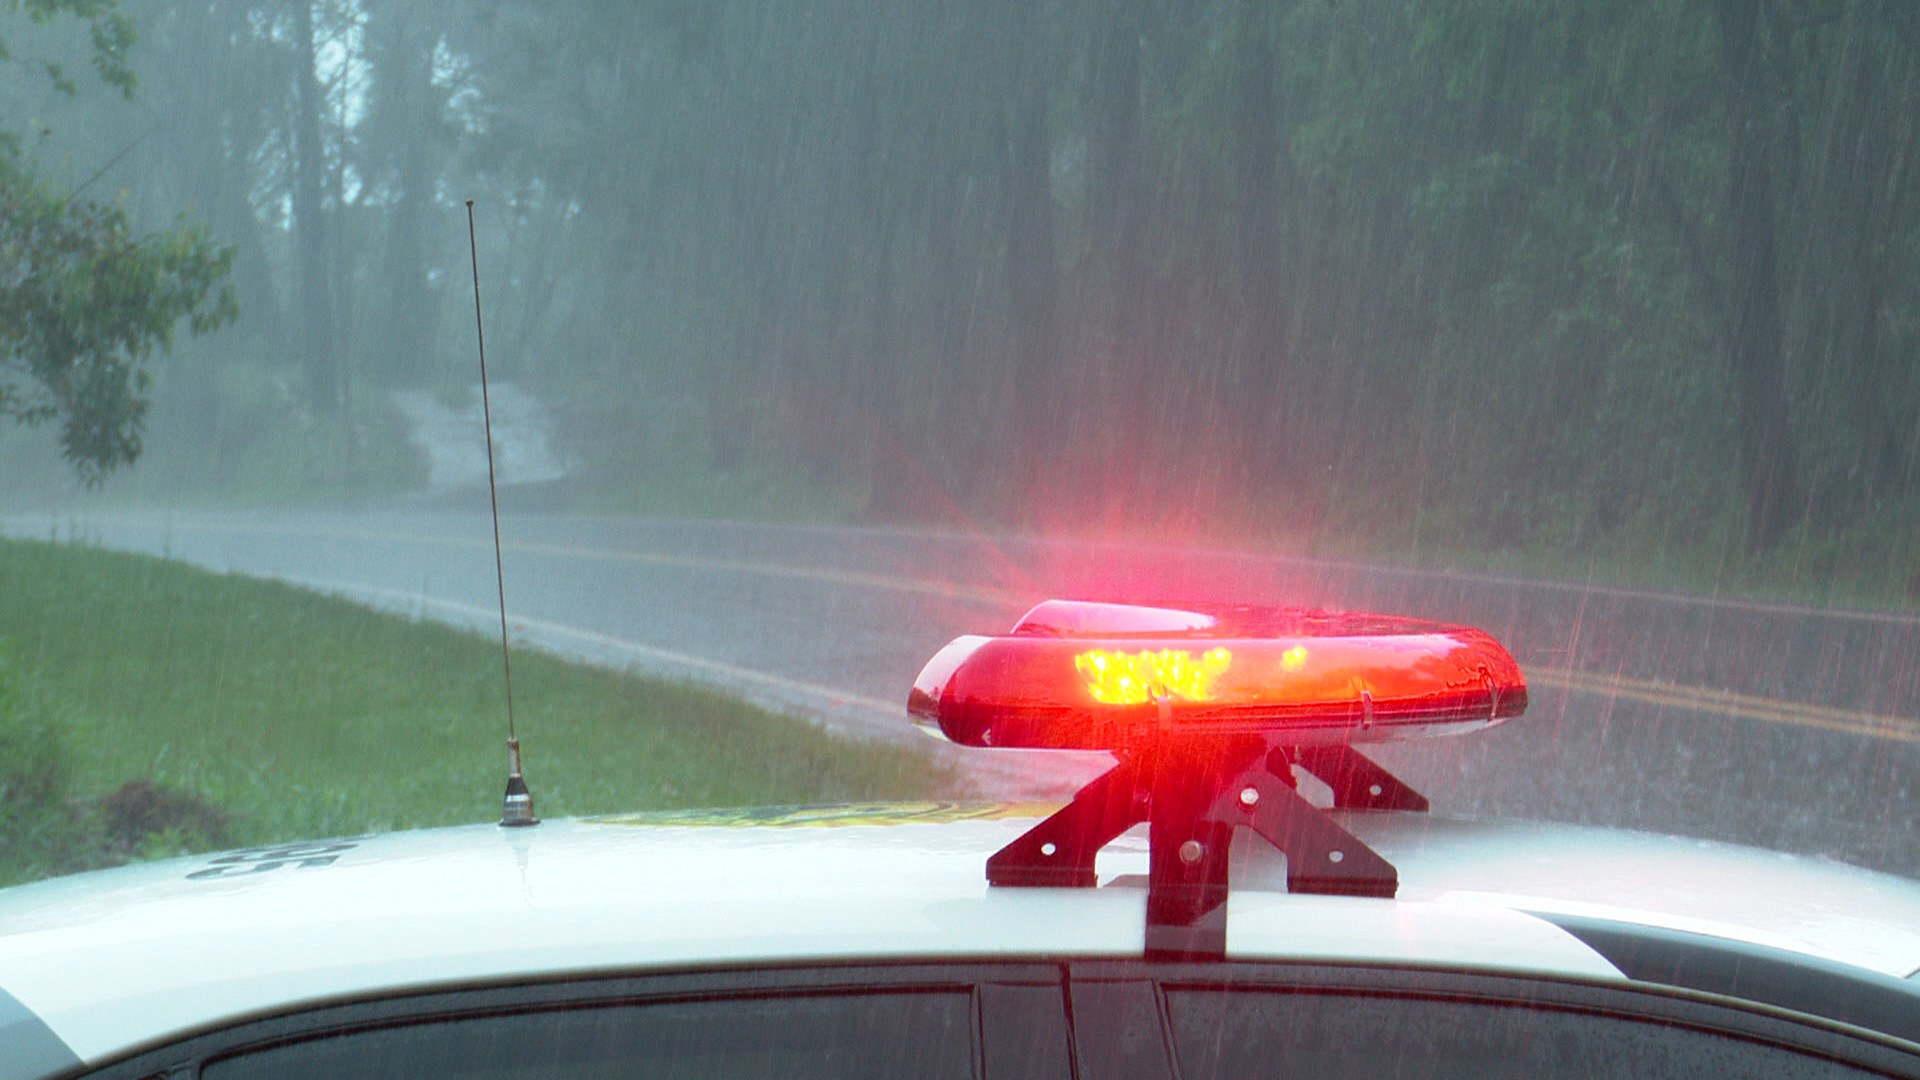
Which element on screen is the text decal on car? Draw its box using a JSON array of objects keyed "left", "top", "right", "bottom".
[{"left": 186, "top": 840, "right": 364, "bottom": 880}]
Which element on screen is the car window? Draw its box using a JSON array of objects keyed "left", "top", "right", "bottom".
[
  {"left": 1162, "top": 987, "right": 1886, "bottom": 1080},
  {"left": 201, "top": 990, "right": 975, "bottom": 1080}
]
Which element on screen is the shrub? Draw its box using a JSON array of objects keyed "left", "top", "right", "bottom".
[
  {"left": 0, "top": 649, "right": 235, "bottom": 885},
  {"left": 99, "top": 779, "right": 230, "bottom": 858}
]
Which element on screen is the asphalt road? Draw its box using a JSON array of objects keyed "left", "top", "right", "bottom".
[{"left": 5, "top": 507, "right": 1916, "bottom": 878}]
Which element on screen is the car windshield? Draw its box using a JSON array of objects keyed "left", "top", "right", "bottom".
[{"left": 0, "top": 1, "right": 1914, "bottom": 895}]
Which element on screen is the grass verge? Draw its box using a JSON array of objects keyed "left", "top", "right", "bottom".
[{"left": 0, "top": 538, "right": 952, "bottom": 886}]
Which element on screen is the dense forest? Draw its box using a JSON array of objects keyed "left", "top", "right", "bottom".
[{"left": 3, "top": 1, "right": 1917, "bottom": 592}]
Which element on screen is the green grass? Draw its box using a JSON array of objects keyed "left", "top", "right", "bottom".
[
  {"left": 560, "top": 453, "right": 866, "bottom": 524},
  {"left": 1314, "top": 499, "right": 1920, "bottom": 614},
  {"left": 0, "top": 538, "right": 952, "bottom": 884}
]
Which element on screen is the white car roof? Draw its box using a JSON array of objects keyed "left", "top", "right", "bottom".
[{"left": 3, "top": 804, "right": 1919, "bottom": 1069}]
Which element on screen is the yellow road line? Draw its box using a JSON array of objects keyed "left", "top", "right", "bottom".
[
  {"left": 504, "top": 538, "right": 1015, "bottom": 605},
  {"left": 49, "top": 513, "right": 1920, "bottom": 746},
  {"left": 1532, "top": 668, "right": 1920, "bottom": 746},
  {"left": 144, "top": 516, "right": 1017, "bottom": 606}
]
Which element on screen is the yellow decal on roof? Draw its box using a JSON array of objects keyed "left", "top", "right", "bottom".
[{"left": 587, "top": 801, "right": 1062, "bottom": 829}]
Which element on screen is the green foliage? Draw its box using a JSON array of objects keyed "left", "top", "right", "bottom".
[
  {"left": 110, "top": 359, "right": 431, "bottom": 506},
  {"left": 575, "top": 451, "right": 864, "bottom": 524},
  {"left": 5, "top": 0, "right": 136, "bottom": 97},
  {"left": 0, "top": 159, "right": 237, "bottom": 481},
  {"left": 9, "top": 0, "right": 1920, "bottom": 595},
  {"left": 0, "top": 0, "right": 236, "bottom": 484}
]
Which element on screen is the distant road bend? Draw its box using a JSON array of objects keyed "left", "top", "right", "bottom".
[{"left": 4, "top": 509, "right": 1915, "bottom": 876}]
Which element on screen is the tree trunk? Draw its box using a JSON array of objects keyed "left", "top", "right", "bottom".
[
  {"left": 1090, "top": 0, "right": 1142, "bottom": 246},
  {"left": 292, "top": 0, "right": 339, "bottom": 416},
  {"left": 1836, "top": 2, "right": 1903, "bottom": 502},
  {"left": 378, "top": 3, "right": 439, "bottom": 386},
  {"left": 1229, "top": 1, "right": 1289, "bottom": 471},
  {"left": 1005, "top": 71, "right": 1061, "bottom": 479},
  {"left": 1090, "top": 0, "right": 1147, "bottom": 498},
  {"left": 1715, "top": 0, "right": 1800, "bottom": 549}
]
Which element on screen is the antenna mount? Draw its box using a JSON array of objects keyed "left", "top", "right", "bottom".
[{"left": 501, "top": 736, "right": 538, "bottom": 827}]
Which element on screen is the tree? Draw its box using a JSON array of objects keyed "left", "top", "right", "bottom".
[
  {"left": 288, "top": 0, "right": 338, "bottom": 416},
  {"left": 1714, "top": 0, "right": 1800, "bottom": 550},
  {"left": 361, "top": 0, "right": 449, "bottom": 385},
  {"left": 0, "top": 0, "right": 235, "bottom": 482}
]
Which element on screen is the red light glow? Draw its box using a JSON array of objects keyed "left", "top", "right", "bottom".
[{"left": 909, "top": 601, "right": 1526, "bottom": 750}]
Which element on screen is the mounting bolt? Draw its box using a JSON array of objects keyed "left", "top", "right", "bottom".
[
  {"left": 1328, "top": 849, "right": 1346, "bottom": 863},
  {"left": 1178, "top": 839, "right": 1205, "bottom": 864},
  {"left": 1040, "top": 842, "right": 1057, "bottom": 857},
  {"left": 1238, "top": 785, "right": 1260, "bottom": 809}
]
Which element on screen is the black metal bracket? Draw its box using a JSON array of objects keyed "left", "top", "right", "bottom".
[
  {"left": 1289, "top": 744, "right": 1430, "bottom": 812},
  {"left": 987, "top": 736, "right": 1422, "bottom": 957}
]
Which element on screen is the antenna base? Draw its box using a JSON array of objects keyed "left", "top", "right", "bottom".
[{"left": 500, "top": 737, "right": 540, "bottom": 828}]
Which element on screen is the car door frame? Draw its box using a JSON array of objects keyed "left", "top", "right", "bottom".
[
  {"left": 74, "top": 961, "right": 1074, "bottom": 1080},
  {"left": 1063, "top": 959, "right": 1920, "bottom": 1079}
]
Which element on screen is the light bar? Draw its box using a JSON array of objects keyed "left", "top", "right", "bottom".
[{"left": 909, "top": 600, "right": 1527, "bottom": 750}]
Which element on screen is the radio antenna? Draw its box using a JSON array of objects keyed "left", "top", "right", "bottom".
[{"left": 467, "top": 198, "right": 538, "bottom": 828}]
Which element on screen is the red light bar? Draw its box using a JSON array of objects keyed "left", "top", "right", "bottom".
[{"left": 909, "top": 600, "right": 1527, "bottom": 750}]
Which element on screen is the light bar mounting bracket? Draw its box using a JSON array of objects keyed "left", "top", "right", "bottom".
[{"left": 987, "top": 735, "right": 1424, "bottom": 957}]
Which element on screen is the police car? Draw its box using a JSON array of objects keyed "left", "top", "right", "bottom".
[{"left": 4, "top": 601, "right": 1919, "bottom": 1078}]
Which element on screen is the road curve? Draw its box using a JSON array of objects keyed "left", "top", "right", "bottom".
[{"left": 4, "top": 508, "right": 1914, "bottom": 878}]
